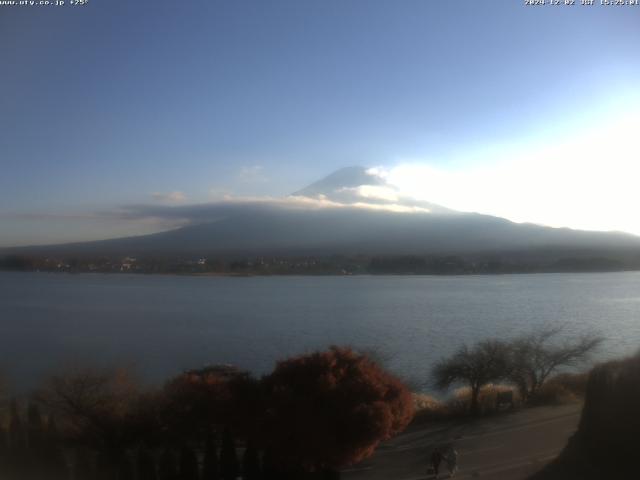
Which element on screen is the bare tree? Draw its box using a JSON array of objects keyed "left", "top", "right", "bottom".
[
  {"left": 431, "top": 340, "right": 510, "bottom": 415},
  {"left": 507, "top": 326, "right": 603, "bottom": 402},
  {"left": 37, "top": 367, "right": 144, "bottom": 451}
]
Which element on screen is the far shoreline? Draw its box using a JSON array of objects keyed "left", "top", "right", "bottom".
[{"left": 2, "top": 268, "right": 640, "bottom": 278}]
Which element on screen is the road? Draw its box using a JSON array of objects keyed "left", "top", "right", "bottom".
[{"left": 343, "top": 404, "right": 581, "bottom": 480}]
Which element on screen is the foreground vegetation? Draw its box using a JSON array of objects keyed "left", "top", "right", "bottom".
[
  {"left": 0, "top": 347, "right": 413, "bottom": 480},
  {"left": 431, "top": 327, "right": 601, "bottom": 415},
  {"left": 531, "top": 352, "right": 640, "bottom": 479},
  {"left": 413, "top": 373, "right": 590, "bottom": 424},
  {"left": 0, "top": 327, "right": 603, "bottom": 479}
]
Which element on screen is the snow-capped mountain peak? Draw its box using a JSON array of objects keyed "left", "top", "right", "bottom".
[{"left": 292, "top": 166, "right": 454, "bottom": 214}]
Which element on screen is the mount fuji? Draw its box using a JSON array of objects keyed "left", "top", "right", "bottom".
[{"left": 4, "top": 167, "right": 640, "bottom": 262}]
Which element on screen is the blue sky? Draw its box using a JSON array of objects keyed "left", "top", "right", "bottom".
[{"left": 1, "top": 0, "right": 639, "bottom": 246}]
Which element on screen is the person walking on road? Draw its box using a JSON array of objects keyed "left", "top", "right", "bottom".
[
  {"left": 446, "top": 446, "right": 458, "bottom": 477},
  {"left": 430, "top": 447, "right": 444, "bottom": 478}
]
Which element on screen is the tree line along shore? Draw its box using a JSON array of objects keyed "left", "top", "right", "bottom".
[{"left": 3, "top": 252, "right": 640, "bottom": 276}]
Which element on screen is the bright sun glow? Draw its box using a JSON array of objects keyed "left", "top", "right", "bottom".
[{"left": 382, "top": 108, "right": 640, "bottom": 235}]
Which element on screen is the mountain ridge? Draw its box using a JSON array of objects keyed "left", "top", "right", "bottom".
[{"left": 2, "top": 167, "right": 640, "bottom": 262}]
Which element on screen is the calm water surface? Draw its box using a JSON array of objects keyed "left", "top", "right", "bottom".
[{"left": 1, "top": 271, "right": 639, "bottom": 390}]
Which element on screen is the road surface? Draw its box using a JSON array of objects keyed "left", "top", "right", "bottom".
[{"left": 343, "top": 404, "right": 581, "bottom": 480}]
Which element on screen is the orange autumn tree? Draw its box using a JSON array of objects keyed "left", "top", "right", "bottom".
[
  {"left": 161, "top": 364, "right": 261, "bottom": 441},
  {"left": 262, "top": 346, "right": 414, "bottom": 471}
]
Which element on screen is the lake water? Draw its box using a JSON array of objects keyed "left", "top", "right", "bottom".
[{"left": 1, "top": 271, "right": 639, "bottom": 391}]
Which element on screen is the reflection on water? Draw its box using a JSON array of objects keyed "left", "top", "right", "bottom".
[{"left": 1, "top": 271, "right": 639, "bottom": 391}]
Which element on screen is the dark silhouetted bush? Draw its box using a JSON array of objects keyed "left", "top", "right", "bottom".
[
  {"left": 162, "top": 365, "right": 251, "bottom": 442},
  {"left": 528, "top": 382, "right": 577, "bottom": 406},
  {"left": 531, "top": 353, "right": 640, "bottom": 479},
  {"left": 220, "top": 427, "right": 239, "bottom": 480},
  {"left": 117, "top": 453, "right": 135, "bottom": 480},
  {"left": 202, "top": 432, "right": 219, "bottom": 480},
  {"left": 179, "top": 446, "right": 199, "bottom": 480},
  {"left": 0, "top": 423, "right": 8, "bottom": 477},
  {"left": 42, "top": 414, "right": 68, "bottom": 480},
  {"left": 263, "top": 346, "right": 414, "bottom": 471},
  {"left": 27, "top": 403, "right": 44, "bottom": 456},
  {"left": 158, "top": 448, "right": 178, "bottom": 480},
  {"left": 96, "top": 450, "right": 116, "bottom": 480},
  {"left": 261, "top": 448, "right": 279, "bottom": 480},
  {"left": 8, "top": 399, "right": 28, "bottom": 477},
  {"left": 74, "top": 447, "right": 95, "bottom": 480},
  {"left": 578, "top": 354, "right": 640, "bottom": 473},
  {"left": 39, "top": 367, "right": 144, "bottom": 450},
  {"left": 242, "top": 439, "right": 261, "bottom": 480},
  {"left": 0, "top": 350, "right": 413, "bottom": 478},
  {"left": 548, "top": 372, "right": 589, "bottom": 397},
  {"left": 137, "top": 446, "right": 158, "bottom": 480}
]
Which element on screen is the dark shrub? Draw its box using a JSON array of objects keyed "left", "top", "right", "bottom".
[
  {"left": 263, "top": 346, "right": 414, "bottom": 471},
  {"left": 219, "top": 427, "right": 239, "bottom": 480},
  {"left": 202, "top": 432, "right": 219, "bottom": 480},
  {"left": 531, "top": 353, "right": 640, "bottom": 479}
]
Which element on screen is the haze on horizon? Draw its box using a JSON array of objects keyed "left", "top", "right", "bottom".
[{"left": 1, "top": 0, "right": 639, "bottom": 247}]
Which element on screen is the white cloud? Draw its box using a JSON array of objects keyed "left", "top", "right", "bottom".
[
  {"left": 365, "top": 166, "right": 390, "bottom": 180},
  {"left": 151, "top": 191, "right": 187, "bottom": 203},
  {"left": 209, "top": 193, "right": 430, "bottom": 213},
  {"left": 338, "top": 185, "right": 400, "bottom": 202}
]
